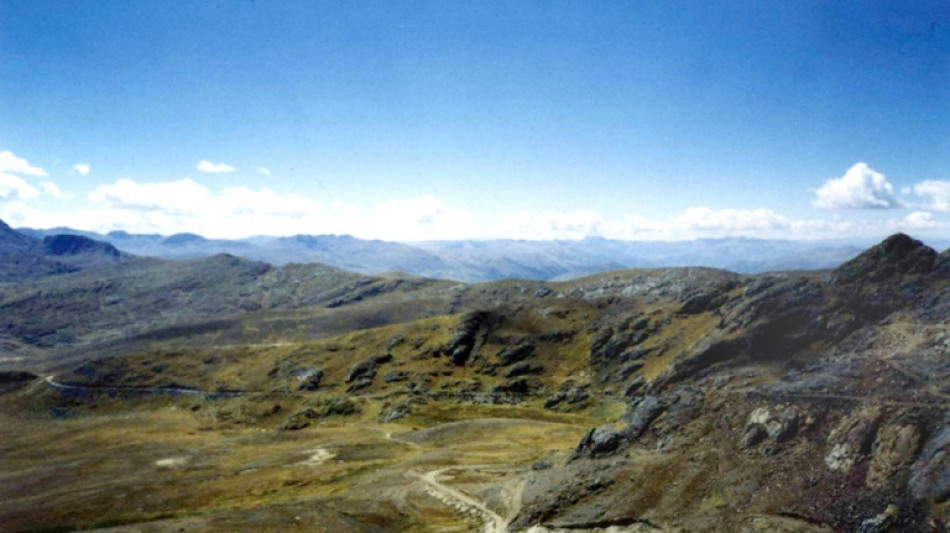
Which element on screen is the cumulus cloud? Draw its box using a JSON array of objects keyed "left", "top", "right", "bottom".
[
  {"left": 72, "top": 163, "right": 90, "bottom": 175},
  {"left": 813, "top": 162, "right": 901, "bottom": 209},
  {"left": 6, "top": 170, "right": 948, "bottom": 241},
  {"left": 257, "top": 167, "right": 272, "bottom": 176},
  {"left": 897, "top": 211, "right": 945, "bottom": 231},
  {"left": 196, "top": 160, "right": 236, "bottom": 173},
  {"left": 0, "top": 173, "right": 41, "bottom": 200},
  {"left": 909, "top": 180, "right": 950, "bottom": 212},
  {"left": 0, "top": 150, "right": 47, "bottom": 177}
]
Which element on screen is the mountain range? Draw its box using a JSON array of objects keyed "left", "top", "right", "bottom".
[
  {"left": 17, "top": 223, "right": 911, "bottom": 282},
  {"left": 5, "top": 217, "right": 950, "bottom": 531}
]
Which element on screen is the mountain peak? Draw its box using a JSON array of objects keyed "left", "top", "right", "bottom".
[{"left": 832, "top": 233, "right": 936, "bottom": 284}]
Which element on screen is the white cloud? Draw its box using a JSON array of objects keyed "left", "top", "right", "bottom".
[
  {"left": 0, "top": 173, "right": 41, "bottom": 200},
  {"left": 72, "top": 163, "right": 90, "bottom": 175},
  {"left": 40, "top": 181, "right": 66, "bottom": 199},
  {"left": 80, "top": 177, "right": 329, "bottom": 237},
  {"left": 898, "top": 211, "right": 945, "bottom": 231},
  {"left": 622, "top": 207, "right": 790, "bottom": 240},
  {"left": 196, "top": 160, "right": 236, "bottom": 173},
  {"left": 671, "top": 207, "right": 789, "bottom": 232},
  {"left": 90, "top": 178, "right": 212, "bottom": 214},
  {"left": 501, "top": 209, "right": 610, "bottom": 240},
  {"left": 5, "top": 172, "right": 948, "bottom": 242},
  {"left": 257, "top": 167, "right": 272, "bottom": 176},
  {"left": 813, "top": 162, "right": 901, "bottom": 209},
  {"left": 0, "top": 150, "right": 47, "bottom": 177},
  {"left": 910, "top": 180, "right": 950, "bottom": 212}
]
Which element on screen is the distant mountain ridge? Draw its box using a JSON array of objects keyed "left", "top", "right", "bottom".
[
  {"left": 15, "top": 223, "right": 884, "bottom": 282},
  {"left": 0, "top": 220, "right": 127, "bottom": 282}
]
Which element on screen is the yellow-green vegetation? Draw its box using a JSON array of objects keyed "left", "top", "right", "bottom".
[{"left": 0, "top": 388, "right": 589, "bottom": 533}]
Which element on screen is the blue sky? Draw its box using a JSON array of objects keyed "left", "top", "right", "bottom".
[{"left": 1, "top": 1, "right": 948, "bottom": 241}]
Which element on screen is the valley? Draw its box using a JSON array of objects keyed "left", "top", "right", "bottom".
[{"left": 2, "top": 224, "right": 950, "bottom": 532}]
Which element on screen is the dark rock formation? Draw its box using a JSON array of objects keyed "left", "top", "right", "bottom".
[
  {"left": 445, "top": 311, "right": 499, "bottom": 366},
  {"left": 295, "top": 368, "right": 325, "bottom": 391},
  {"left": 346, "top": 354, "right": 393, "bottom": 383},
  {"left": 497, "top": 343, "right": 537, "bottom": 366},
  {"left": 572, "top": 425, "right": 626, "bottom": 460},
  {"left": 504, "top": 362, "right": 544, "bottom": 378},
  {"left": 910, "top": 427, "right": 950, "bottom": 501}
]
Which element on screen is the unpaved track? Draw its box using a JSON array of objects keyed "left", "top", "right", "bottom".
[{"left": 413, "top": 466, "right": 508, "bottom": 533}]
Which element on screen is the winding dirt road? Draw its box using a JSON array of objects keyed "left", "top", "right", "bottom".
[{"left": 413, "top": 466, "right": 509, "bottom": 533}]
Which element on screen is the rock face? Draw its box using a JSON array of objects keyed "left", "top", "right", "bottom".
[
  {"left": 572, "top": 425, "right": 625, "bottom": 460},
  {"left": 910, "top": 427, "right": 950, "bottom": 501}
]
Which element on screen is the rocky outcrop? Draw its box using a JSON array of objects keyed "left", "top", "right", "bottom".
[
  {"left": 281, "top": 397, "right": 361, "bottom": 430},
  {"left": 294, "top": 368, "right": 325, "bottom": 391},
  {"left": 867, "top": 423, "right": 921, "bottom": 488},
  {"left": 572, "top": 425, "right": 625, "bottom": 460},
  {"left": 497, "top": 344, "right": 537, "bottom": 366},
  {"left": 745, "top": 406, "right": 800, "bottom": 444},
  {"left": 445, "top": 311, "right": 499, "bottom": 366},
  {"left": 622, "top": 395, "right": 665, "bottom": 441},
  {"left": 346, "top": 354, "right": 392, "bottom": 383},
  {"left": 909, "top": 427, "right": 950, "bottom": 501},
  {"left": 824, "top": 407, "right": 882, "bottom": 472}
]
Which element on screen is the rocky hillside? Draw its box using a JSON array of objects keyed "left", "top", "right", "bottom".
[
  {"left": 512, "top": 234, "right": 950, "bottom": 531},
  {"left": 2, "top": 233, "right": 949, "bottom": 532}
]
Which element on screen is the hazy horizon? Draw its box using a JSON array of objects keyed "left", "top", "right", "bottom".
[{"left": 2, "top": 2, "right": 948, "bottom": 242}]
